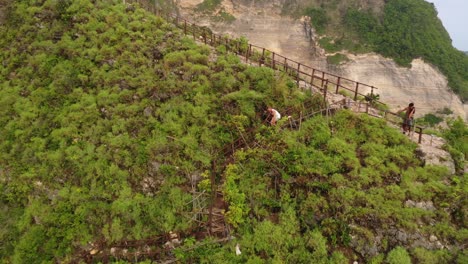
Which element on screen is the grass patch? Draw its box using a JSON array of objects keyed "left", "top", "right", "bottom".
[
  {"left": 195, "top": 0, "right": 222, "bottom": 13},
  {"left": 212, "top": 11, "right": 236, "bottom": 23},
  {"left": 327, "top": 53, "right": 349, "bottom": 65}
]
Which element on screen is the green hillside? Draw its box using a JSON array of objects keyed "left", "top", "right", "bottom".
[{"left": 0, "top": 0, "right": 466, "bottom": 263}]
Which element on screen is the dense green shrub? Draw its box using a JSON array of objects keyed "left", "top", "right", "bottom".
[
  {"left": 327, "top": 53, "right": 349, "bottom": 65},
  {"left": 304, "top": 7, "right": 328, "bottom": 34},
  {"left": 196, "top": 0, "right": 222, "bottom": 13},
  {"left": 416, "top": 113, "right": 443, "bottom": 126},
  {"left": 442, "top": 117, "right": 467, "bottom": 174},
  {"left": 344, "top": 8, "right": 381, "bottom": 45},
  {"left": 386, "top": 246, "right": 411, "bottom": 264},
  {"left": 443, "top": 117, "right": 468, "bottom": 158},
  {"left": 412, "top": 247, "right": 453, "bottom": 264}
]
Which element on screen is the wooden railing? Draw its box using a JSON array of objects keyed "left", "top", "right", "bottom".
[
  {"left": 123, "top": 0, "right": 426, "bottom": 143},
  {"left": 123, "top": 0, "right": 426, "bottom": 142},
  {"left": 169, "top": 19, "right": 380, "bottom": 102},
  {"left": 121, "top": 0, "right": 378, "bottom": 102},
  {"left": 383, "top": 111, "right": 424, "bottom": 143}
]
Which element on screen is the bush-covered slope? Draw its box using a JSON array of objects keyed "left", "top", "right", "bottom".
[
  {"left": 0, "top": 0, "right": 466, "bottom": 263},
  {"left": 0, "top": 0, "right": 315, "bottom": 261},
  {"left": 217, "top": 112, "right": 467, "bottom": 263}
]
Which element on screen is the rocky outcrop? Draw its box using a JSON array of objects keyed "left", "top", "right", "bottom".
[
  {"left": 414, "top": 134, "right": 456, "bottom": 174},
  {"left": 0, "top": 0, "right": 13, "bottom": 25},
  {"left": 175, "top": 0, "right": 467, "bottom": 120},
  {"left": 351, "top": 228, "right": 447, "bottom": 258},
  {"left": 349, "top": 200, "right": 450, "bottom": 258}
]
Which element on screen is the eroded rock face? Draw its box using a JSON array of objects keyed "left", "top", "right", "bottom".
[
  {"left": 415, "top": 134, "right": 456, "bottom": 174},
  {"left": 176, "top": 0, "right": 467, "bottom": 120},
  {"left": 338, "top": 55, "right": 466, "bottom": 120}
]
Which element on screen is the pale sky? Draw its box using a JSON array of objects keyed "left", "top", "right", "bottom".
[{"left": 428, "top": 0, "right": 468, "bottom": 51}]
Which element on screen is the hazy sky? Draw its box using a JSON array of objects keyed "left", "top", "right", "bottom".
[{"left": 428, "top": 0, "right": 468, "bottom": 51}]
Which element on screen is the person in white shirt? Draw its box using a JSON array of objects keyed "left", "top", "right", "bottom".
[{"left": 267, "top": 107, "right": 281, "bottom": 125}]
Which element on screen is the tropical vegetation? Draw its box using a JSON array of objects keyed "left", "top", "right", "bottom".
[{"left": 0, "top": 0, "right": 466, "bottom": 263}]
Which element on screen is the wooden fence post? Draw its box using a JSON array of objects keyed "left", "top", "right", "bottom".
[
  {"left": 354, "top": 82, "right": 359, "bottom": 101},
  {"left": 335, "top": 77, "right": 341, "bottom": 94},
  {"left": 260, "top": 48, "right": 265, "bottom": 66},
  {"left": 272, "top": 52, "right": 276, "bottom": 69},
  {"left": 417, "top": 127, "right": 423, "bottom": 144},
  {"left": 321, "top": 72, "right": 325, "bottom": 88},
  {"left": 246, "top": 44, "right": 251, "bottom": 63},
  {"left": 296, "top": 63, "right": 301, "bottom": 84},
  {"left": 310, "top": 69, "right": 315, "bottom": 87},
  {"left": 323, "top": 79, "right": 329, "bottom": 101}
]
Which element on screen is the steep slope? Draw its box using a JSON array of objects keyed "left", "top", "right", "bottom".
[
  {"left": 0, "top": 0, "right": 321, "bottom": 261},
  {"left": 0, "top": 0, "right": 466, "bottom": 263}
]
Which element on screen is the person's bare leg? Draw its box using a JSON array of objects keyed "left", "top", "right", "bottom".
[{"left": 271, "top": 117, "right": 277, "bottom": 125}]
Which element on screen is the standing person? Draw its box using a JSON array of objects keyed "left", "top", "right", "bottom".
[
  {"left": 398, "top": 103, "right": 415, "bottom": 134},
  {"left": 267, "top": 107, "right": 281, "bottom": 125}
]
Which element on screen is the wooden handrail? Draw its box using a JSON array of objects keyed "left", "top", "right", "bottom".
[{"left": 127, "top": 1, "right": 426, "bottom": 142}]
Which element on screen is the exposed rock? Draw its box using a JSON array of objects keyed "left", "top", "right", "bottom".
[
  {"left": 349, "top": 234, "right": 380, "bottom": 258},
  {"left": 144, "top": 106, "right": 153, "bottom": 117},
  {"left": 340, "top": 55, "right": 466, "bottom": 120},
  {"left": 350, "top": 226, "right": 452, "bottom": 258},
  {"left": 119, "top": 79, "right": 130, "bottom": 90},
  {"left": 396, "top": 230, "right": 408, "bottom": 243},
  {"left": 164, "top": 231, "right": 181, "bottom": 249},
  {"left": 141, "top": 161, "right": 167, "bottom": 194},
  {"left": 414, "top": 134, "right": 456, "bottom": 174},
  {"left": 125, "top": 4, "right": 136, "bottom": 12},
  {"left": 405, "top": 200, "right": 436, "bottom": 211}
]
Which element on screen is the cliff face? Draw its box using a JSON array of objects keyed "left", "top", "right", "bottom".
[
  {"left": 339, "top": 55, "right": 466, "bottom": 119},
  {"left": 176, "top": 0, "right": 467, "bottom": 120}
]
